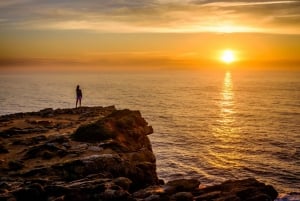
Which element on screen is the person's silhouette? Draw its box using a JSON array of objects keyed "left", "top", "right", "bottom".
[{"left": 76, "top": 85, "right": 82, "bottom": 108}]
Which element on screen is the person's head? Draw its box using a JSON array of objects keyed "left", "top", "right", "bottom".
[{"left": 77, "top": 85, "right": 80, "bottom": 89}]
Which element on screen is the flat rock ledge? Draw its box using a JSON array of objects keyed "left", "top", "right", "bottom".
[{"left": 0, "top": 106, "right": 278, "bottom": 201}]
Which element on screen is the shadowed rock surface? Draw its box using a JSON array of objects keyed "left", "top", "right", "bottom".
[{"left": 0, "top": 106, "right": 278, "bottom": 201}]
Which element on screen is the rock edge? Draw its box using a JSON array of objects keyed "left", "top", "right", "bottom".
[{"left": 0, "top": 106, "right": 278, "bottom": 201}]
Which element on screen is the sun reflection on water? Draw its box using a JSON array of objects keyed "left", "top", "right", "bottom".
[
  {"left": 220, "top": 71, "right": 234, "bottom": 120},
  {"left": 210, "top": 71, "right": 242, "bottom": 170}
]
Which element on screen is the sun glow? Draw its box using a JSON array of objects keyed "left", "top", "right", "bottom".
[{"left": 221, "top": 50, "right": 235, "bottom": 64}]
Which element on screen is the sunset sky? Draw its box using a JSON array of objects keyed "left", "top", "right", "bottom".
[{"left": 1, "top": 0, "right": 300, "bottom": 71}]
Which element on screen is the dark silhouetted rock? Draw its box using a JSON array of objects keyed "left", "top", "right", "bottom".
[
  {"left": 8, "top": 160, "right": 24, "bottom": 171},
  {"left": 194, "top": 178, "right": 278, "bottom": 201},
  {"left": 13, "top": 183, "right": 47, "bottom": 201},
  {"left": 166, "top": 179, "right": 200, "bottom": 192},
  {"left": 113, "top": 177, "right": 132, "bottom": 191},
  {"left": 0, "top": 144, "right": 8, "bottom": 154},
  {"left": 171, "top": 192, "right": 194, "bottom": 201}
]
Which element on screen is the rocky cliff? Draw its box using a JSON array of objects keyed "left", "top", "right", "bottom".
[{"left": 0, "top": 106, "right": 278, "bottom": 201}]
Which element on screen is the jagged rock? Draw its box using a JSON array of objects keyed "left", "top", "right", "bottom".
[
  {"left": 71, "top": 109, "right": 153, "bottom": 148},
  {"left": 0, "top": 107, "right": 278, "bottom": 201},
  {"left": 69, "top": 109, "right": 158, "bottom": 189}
]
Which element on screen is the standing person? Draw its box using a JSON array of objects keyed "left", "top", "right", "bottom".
[{"left": 76, "top": 85, "right": 82, "bottom": 108}]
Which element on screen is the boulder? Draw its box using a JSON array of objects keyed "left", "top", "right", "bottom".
[
  {"left": 69, "top": 109, "right": 158, "bottom": 189},
  {"left": 194, "top": 178, "right": 278, "bottom": 201},
  {"left": 166, "top": 179, "right": 200, "bottom": 192}
]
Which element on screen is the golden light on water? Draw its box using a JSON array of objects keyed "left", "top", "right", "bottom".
[
  {"left": 215, "top": 71, "right": 238, "bottom": 141},
  {"left": 210, "top": 71, "right": 241, "bottom": 169},
  {"left": 220, "top": 71, "right": 235, "bottom": 123}
]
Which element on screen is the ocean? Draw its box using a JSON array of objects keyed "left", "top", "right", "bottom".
[{"left": 0, "top": 69, "right": 299, "bottom": 200}]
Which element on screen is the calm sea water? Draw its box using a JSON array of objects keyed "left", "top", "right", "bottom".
[{"left": 0, "top": 70, "right": 299, "bottom": 199}]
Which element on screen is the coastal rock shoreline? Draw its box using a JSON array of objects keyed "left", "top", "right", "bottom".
[{"left": 0, "top": 106, "right": 278, "bottom": 201}]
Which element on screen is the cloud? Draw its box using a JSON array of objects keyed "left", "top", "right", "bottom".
[
  {"left": 0, "top": 0, "right": 32, "bottom": 8},
  {"left": 0, "top": 0, "right": 163, "bottom": 31},
  {"left": 192, "top": 0, "right": 300, "bottom": 33},
  {"left": 0, "top": 0, "right": 299, "bottom": 34}
]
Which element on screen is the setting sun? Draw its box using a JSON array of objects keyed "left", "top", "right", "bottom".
[{"left": 221, "top": 50, "right": 235, "bottom": 64}]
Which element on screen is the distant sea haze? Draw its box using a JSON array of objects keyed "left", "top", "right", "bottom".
[{"left": 0, "top": 70, "right": 299, "bottom": 200}]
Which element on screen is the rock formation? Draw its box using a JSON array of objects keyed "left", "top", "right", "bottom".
[{"left": 0, "top": 106, "right": 278, "bottom": 201}]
